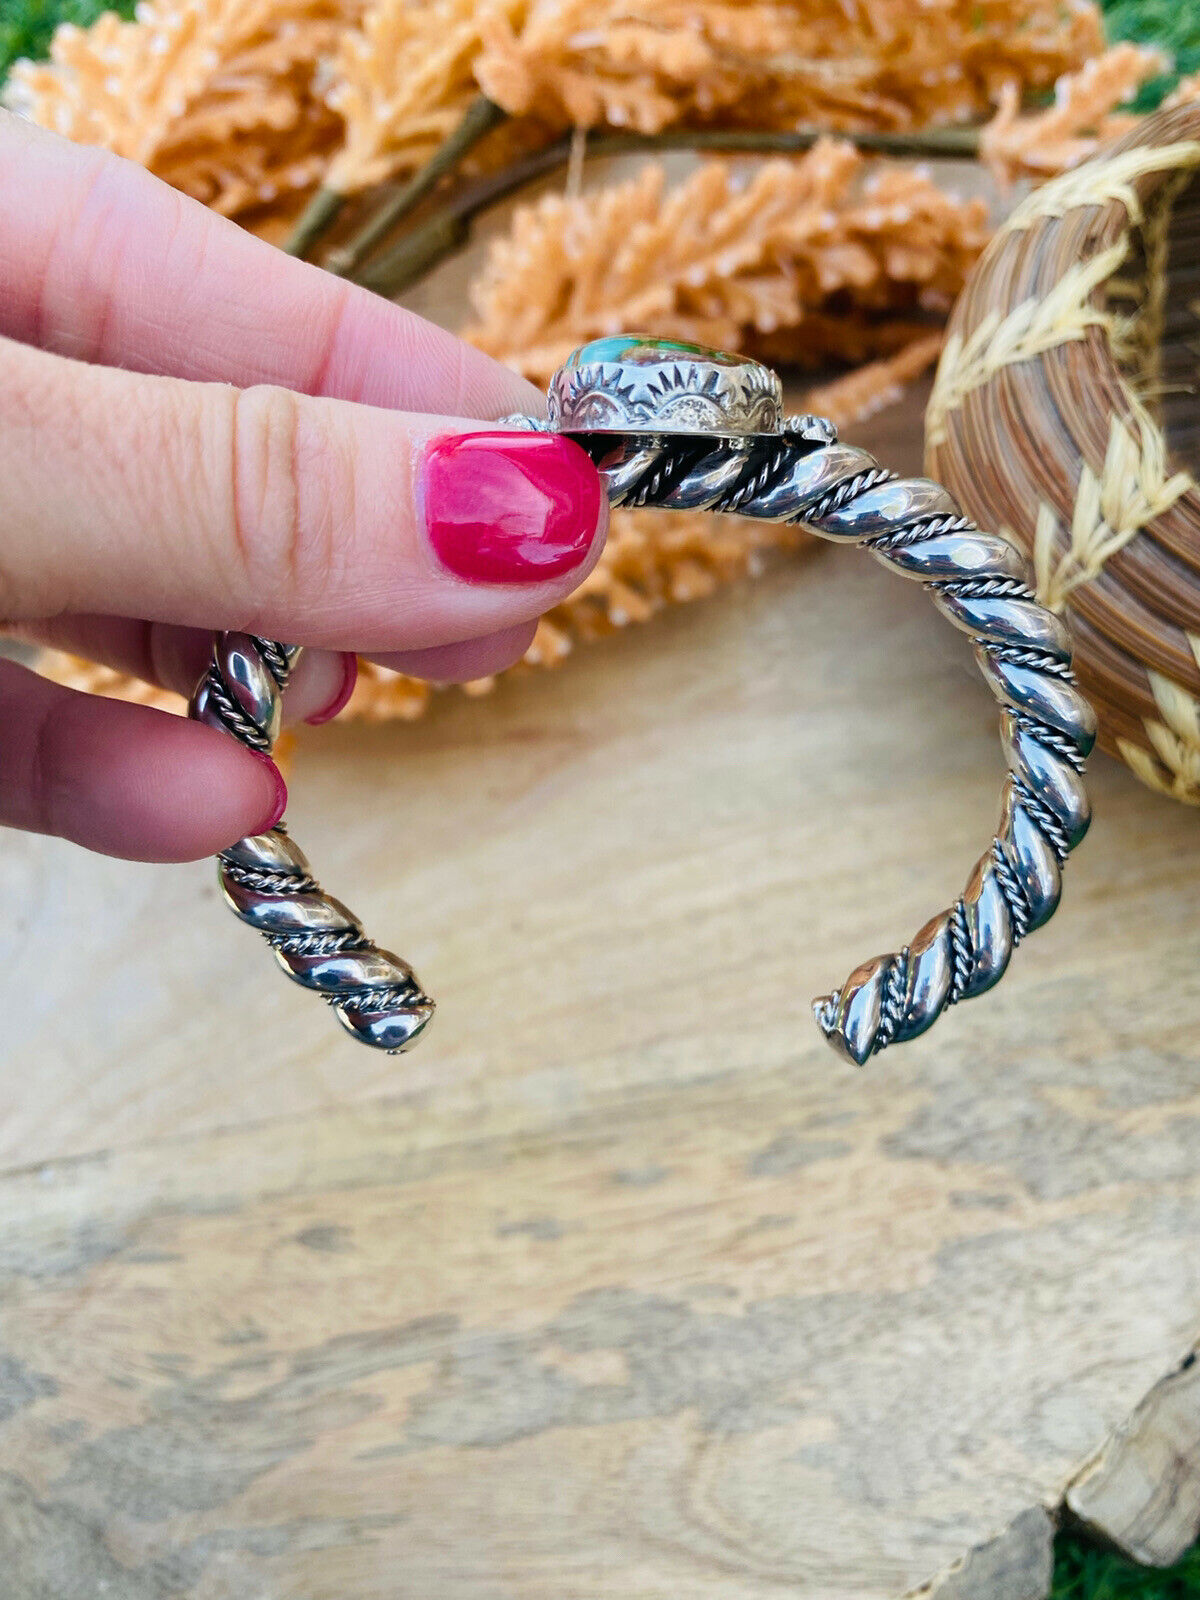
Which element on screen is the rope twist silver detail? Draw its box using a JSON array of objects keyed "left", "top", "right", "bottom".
[
  {"left": 190, "top": 632, "right": 434, "bottom": 1053},
  {"left": 573, "top": 430, "right": 1095, "bottom": 1065},
  {"left": 191, "top": 414, "right": 1093, "bottom": 1065}
]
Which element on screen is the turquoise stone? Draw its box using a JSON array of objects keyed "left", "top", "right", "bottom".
[{"left": 565, "top": 335, "right": 743, "bottom": 368}]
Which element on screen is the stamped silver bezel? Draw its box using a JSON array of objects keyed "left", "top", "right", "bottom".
[{"left": 548, "top": 352, "right": 784, "bottom": 439}]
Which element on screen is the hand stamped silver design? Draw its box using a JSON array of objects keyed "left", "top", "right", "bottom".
[
  {"left": 548, "top": 338, "right": 784, "bottom": 437},
  {"left": 194, "top": 334, "right": 1093, "bottom": 1065}
]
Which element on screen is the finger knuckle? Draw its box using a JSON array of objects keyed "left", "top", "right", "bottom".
[{"left": 229, "top": 384, "right": 346, "bottom": 613}]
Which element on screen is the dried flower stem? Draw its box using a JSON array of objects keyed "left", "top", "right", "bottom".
[
  {"left": 352, "top": 121, "right": 983, "bottom": 295},
  {"left": 284, "top": 184, "right": 348, "bottom": 258},
  {"left": 322, "top": 93, "right": 507, "bottom": 271}
]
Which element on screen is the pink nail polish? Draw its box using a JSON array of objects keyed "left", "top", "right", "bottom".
[
  {"left": 423, "top": 431, "right": 603, "bottom": 584},
  {"left": 306, "top": 652, "right": 359, "bottom": 726},
  {"left": 248, "top": 750, "right": 288, "bottom": 833}
]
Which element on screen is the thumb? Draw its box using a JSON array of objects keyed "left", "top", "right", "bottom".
[{"left": 0, "top": 334, "right": 606, "bottom": 652}]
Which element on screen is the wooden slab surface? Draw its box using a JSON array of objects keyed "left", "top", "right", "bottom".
[{"left": 2, "top": 391, "right": 1200, "bottom": 1598}]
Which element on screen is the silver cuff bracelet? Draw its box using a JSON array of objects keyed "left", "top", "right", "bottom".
[{"left": 190, "top": 337, "right": 1095, "bottom": 1066}]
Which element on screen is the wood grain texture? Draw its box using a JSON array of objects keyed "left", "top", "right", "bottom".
[
  {"left": 1066, "top": 1343, "right": 1200, "bottom": 1565},
  {"left": 2, "top": 388, "right": 1200, "bottom": 1598}
]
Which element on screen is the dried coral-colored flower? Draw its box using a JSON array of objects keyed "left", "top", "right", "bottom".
[
  {"left": 981, "top": 43, "right": 1168, "bottom": 185},
  {"left": 323, "top": 0, "right": 527, "bottom": 194},
  {"left": 463, "top": 145, "right": 989, "bottom": 384},
  {"left": 475, "top": 1, "right": 782, "bottom": 135},
  {"left": 475, "top": 0, "right": 1105, "bottom": 137},
  {"left": 6, "top": 0, "right": 359, "bottom": 218},
  {"left": 318, "top": 0, "right": 1107, "bottom": 205}
]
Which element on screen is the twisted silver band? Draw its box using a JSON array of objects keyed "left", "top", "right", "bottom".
[
  {"left": 555, "top": 419, "right": 1095, "bottom": 1064},
  {"left": 189, "top": 634, "right": 434, "bottom": 1053},
  {"left": 190, "top": 389, "right": 1093, "bottom": 1065}
]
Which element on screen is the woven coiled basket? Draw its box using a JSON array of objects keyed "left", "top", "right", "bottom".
[{"left": 927, "top": 102, "right": 1200, "bottom": 804}]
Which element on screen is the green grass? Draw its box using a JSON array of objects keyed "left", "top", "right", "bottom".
[
  {"left": 0, "top": 0, "right": 1197, "bottom": 1590},
  {"left": 1101, "top": 0, "right": 1200, "bottom": 109},
  {"left": 1052, "top": 1530, "right": 1200, "bottom": 1598},
  {"left": 0, "top": 0, "right": 135, "bottom": 83}
]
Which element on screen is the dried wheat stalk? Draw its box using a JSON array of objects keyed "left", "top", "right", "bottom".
[
  {"left": 5, "top": 0, "right": 358, "bottom": 218},
  {"left": 464, "top": 143, "right": 988, "bottom": 383}
]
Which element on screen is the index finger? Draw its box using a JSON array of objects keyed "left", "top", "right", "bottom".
[{"left": 0, "top": 111, "right": 539, "bottom": 419}]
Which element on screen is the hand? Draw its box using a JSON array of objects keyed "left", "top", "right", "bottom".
[{"left": 0, "top": 112, "right": 607, "bottom": 862}]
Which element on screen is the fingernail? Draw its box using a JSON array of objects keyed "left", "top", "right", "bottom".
[
  {"left": 248, "top": 750, "right": 288, "bottom": 833},
  {"left": 423, "top": 431, "right": 604, "bottom": 584},
  {"left": 305, "top": 652, "right": 358, "bottom": 726}
]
